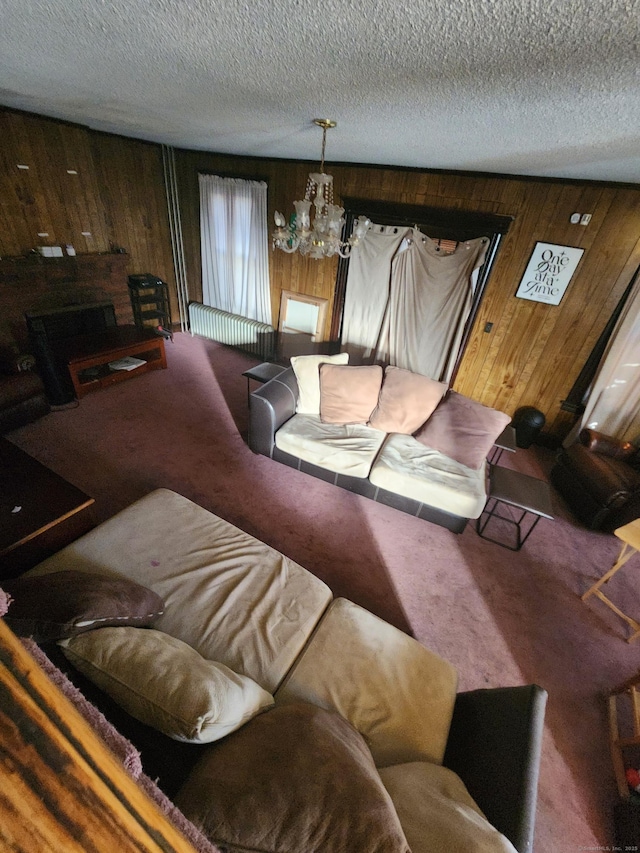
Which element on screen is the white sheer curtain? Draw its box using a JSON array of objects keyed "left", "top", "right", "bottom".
[
  {"left": 199, "top": 175, "right": 271, "bottom": 325},
  {"left": 570, "top": 268, "right": 640, "bottom": 444},
  {"left": 341, "top": 224, "right": 486, "bottom": 382}
]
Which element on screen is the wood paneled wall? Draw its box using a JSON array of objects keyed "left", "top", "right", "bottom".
[
  {"left": 176, "top": 149, "right": 640, "bottom": 439},
  {"left": 1, "top": 106, "right": 639, "bottom": 439},
  {"left": 0, "top": 108, "right": 177, "bottom": 342}
]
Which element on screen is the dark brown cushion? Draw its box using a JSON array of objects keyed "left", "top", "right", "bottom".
[
  {"left": 1, "top": 570, "right": 165, "bottom": 643},
  {"left": 174, "top": 702, "right": 410, "bottom": 853},
  {"left": 414, "top": 391, "right": 511, "bottom": 470}
]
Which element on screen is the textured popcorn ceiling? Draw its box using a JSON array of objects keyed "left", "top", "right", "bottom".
[{"left": 1, "top": 0, "right": 638, "bottom": 183}]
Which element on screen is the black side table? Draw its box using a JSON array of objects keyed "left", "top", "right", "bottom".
[
  {"left": 242, "top": 362, "right": 287, "bottom": 406},
  {"left": 476, "top": 465, "right": 554, "bottom": 550},
  {"left": 489, "top": 424, "right": 517, "bottom": 465}
]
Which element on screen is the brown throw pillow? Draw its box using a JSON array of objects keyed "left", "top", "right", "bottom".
[
  {"left": 174, "top": 702, "right": 410, "bottom": 853},
  {"left": 414, "top": 391, "right": 511, "bottom": 469},
  {"left": 319, "top": 363, "right": 384, "bottom": 425},
  {"left": 369, "top": 366, "right": 448, "bottom": 434},
  {"left": 2, "top": 570, "right": 165, "bottom": 643}
]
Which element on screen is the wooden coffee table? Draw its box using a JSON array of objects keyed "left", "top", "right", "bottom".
[
  {"left": 0, "top": 438, "right": 95, "bottom": 579},
  {"left": 55, "top": 325, "right": 167, "bottom": 399}
]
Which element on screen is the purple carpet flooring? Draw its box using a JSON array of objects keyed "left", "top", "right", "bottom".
[{"left": 8, "top": 331, "right": 640, "bottom": 850}]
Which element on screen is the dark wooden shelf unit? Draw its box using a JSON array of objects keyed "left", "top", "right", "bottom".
[{"left": 128, "top": 274, "right": 171, "bottom": 331}]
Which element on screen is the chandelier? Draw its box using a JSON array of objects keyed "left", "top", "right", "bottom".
[{"left": 272, "top": 119, "right": 371, "bottom": 259}]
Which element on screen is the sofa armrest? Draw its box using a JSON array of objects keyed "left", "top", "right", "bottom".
[
  {"left": 248, "top": 367, "right": 298, "bottom": 457},
  {"left": 579, "top": 428, "right": 636, "bottom": 460},
  {"left": 443, "top": 684, "right": 547, "bottom": 853}
]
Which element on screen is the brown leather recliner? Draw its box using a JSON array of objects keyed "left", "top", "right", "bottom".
[
  {"left": 550, "top": 428, "right": 640, "bottom": 531},
  {"left": 0, "top": 331, "right": 50, "bottom": 434}
]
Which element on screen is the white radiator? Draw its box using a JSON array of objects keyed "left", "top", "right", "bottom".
[{"left": 188, "top": 302, "right": 276, "bottom": 361}]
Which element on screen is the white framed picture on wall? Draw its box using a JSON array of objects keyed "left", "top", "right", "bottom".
[{"left": 515, "top": 242, "right": 585, "bottom": 305}]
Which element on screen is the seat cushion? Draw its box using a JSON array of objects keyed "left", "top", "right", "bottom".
[
  {"left": 378, "top": 762, "right": 517, "bottom": 853},
  {"left": 25, "top": 489, "right": 332, "bottom": 693},
  {"left": 369, "top": 433, "right": 487, "bottom": 519},
  {"left": 275, "top": 413, "right": 387, "bottom": 478},
  {"left": 275, "top": 598, "right": 458, "bottom": 767}
]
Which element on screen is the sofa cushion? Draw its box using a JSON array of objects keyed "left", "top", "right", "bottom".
[
  {"left": 369, "top": 366, "right": 447, "bottom": 434},
  {"left": 319, "top": 363, "right": 384, "bottom": 424},
  {"left": 415, "top": 391, "right": 511, "bottom": 470},
  {"left": 60, "top": 627, "right": 275, "bottom": 743},
  {"left": 23, "top": 489, "right": 332, "bottom": 693},
  {"left": 275, "top": 413, "right": 387, "bottom": 478},
  {"left": 369, "top": 433, "right": 487, "bottom": 519},
  {"left": 291, "top": 352, "right": 349, "bottom": 415},
  {"left": 1, "top": 570, "right": 164, "bottom": 643},
  {"left": 378, "top": 762, "right": 517, "bottom": 853},
  {"left": 174, "top": 702, "right": 410, "bottom": 853},
  {"left": 275, "top": 597, "right": 458, "bottom": 767}
]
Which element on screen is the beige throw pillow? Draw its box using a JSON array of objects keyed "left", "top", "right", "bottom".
[
  {"left": 59, "top": 627, "right": 274, "bottom": 743},
  {"left": 291, "top": 352, "right": 349, "bottom": 414},
  {"left": 319, "top": 363, "right": 384, "bottom": 425},
  {"left": 368, "top": 366, "right": 448, "bottom": 434}
]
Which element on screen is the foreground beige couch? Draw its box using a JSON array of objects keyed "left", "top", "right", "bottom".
[{"left": 22, "top": 488, "right": 545, "bottom": 853}]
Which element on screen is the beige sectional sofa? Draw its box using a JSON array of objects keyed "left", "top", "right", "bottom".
[
  {"left": 9, "top": 488, "right": 546, "bottom": 853},
  {"left": 250, "top": 356, "right": 511, "bottom": 532}
]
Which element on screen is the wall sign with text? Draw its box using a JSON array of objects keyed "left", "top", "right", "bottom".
[{"left": 515, "top": 242, "right": 585, "bottom": 305}]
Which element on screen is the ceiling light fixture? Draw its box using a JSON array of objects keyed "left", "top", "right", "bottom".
[{"left": 273, "top": 119, "right": 371, "bottom": 259}]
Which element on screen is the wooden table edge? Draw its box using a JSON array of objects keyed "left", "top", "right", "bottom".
[{"left": 0, "top": 497, "right": 95, "bottom": 558}]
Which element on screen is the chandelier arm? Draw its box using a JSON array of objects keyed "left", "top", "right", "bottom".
[{"left": 275, "top": 242, "right": 299, "bottom": 254}]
